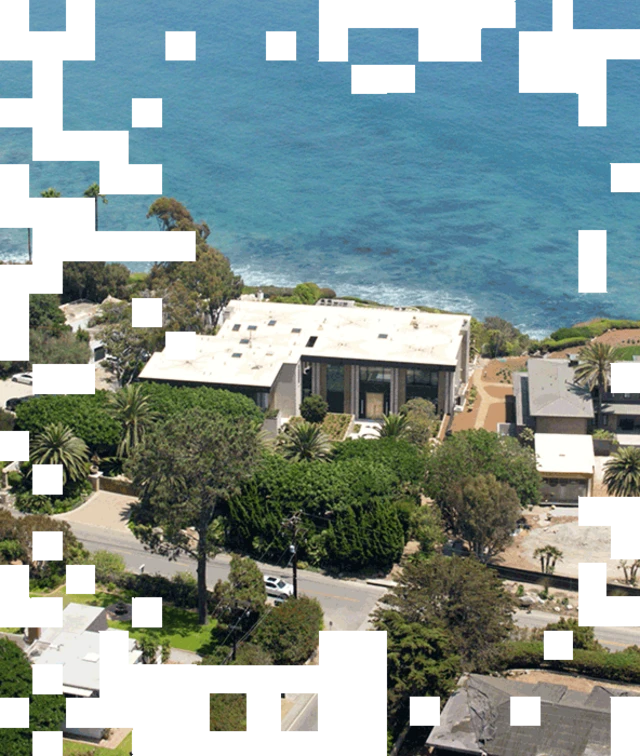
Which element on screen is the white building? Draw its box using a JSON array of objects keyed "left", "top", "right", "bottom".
[
  {"left": 140, "top": 299, "right": 471, "bottom": 420},
  {"left": 535, "top": 432, "right": 596, "bottom": 504}
]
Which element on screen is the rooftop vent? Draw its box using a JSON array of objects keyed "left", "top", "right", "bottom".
[
  {"left": 292, "top": 328, "right": 301, "bottom": 334},
  {"left": 83, "top": 652, "right": 100, "bottom": 663},
  {"left": 247, "top": 325, "right": 257, "bottom": 331},
  {"left": 232, "top": 353, "right": 242, "bottom": 358},
  {"left": 240, "top": 338, "right": 250, "bottom": 344},
  {"left": 232, "top": 324, "right": 241, "bottom": 332},
  {"left": 306, "top": 336, "right": 318, "bottom": 348},
  {"left": 268, "top": 320, "right": 277, "bottom": 326},
  {"left": 378, "top": 333, "right": 388, "bottom": 339}
]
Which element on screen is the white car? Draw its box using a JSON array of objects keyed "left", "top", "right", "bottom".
[
  {"left": 263, "top": 575, "right": 294, "bottom": 599},
  {"left": 11, "top": 373, "right": 32, "bottom": 385}
]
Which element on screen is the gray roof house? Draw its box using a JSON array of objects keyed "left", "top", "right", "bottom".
[
  {"left": 427, "top": 673, "right": 628, "bottom": 756},
  {"left": 513, "top": 359, "right": 594, "bottom": 435}
]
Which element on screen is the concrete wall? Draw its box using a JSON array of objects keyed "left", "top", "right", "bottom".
[
  {"left": 535, "top": 416, "right": 588, "bottom": 435},
  {"left": 271, "top": 363, "right": 299, "bottom": 418},
  {"left": 437, "top": 371, "right": 453, "bottom": 415},
  {"left": 344, "top": 365, "right": 352, "bottom": 414}
]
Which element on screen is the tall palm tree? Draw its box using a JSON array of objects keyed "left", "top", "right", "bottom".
[
  {"left": 604, "top": 446, "right": 640, "bottom": 497},
  {"left": 83, "top": 183, "right": 108, "bottom": 231},
  {"left": 30, "top": 423, "right": 89, "bottom": 484},
  {"left": 574, "top": 342, "right": 622, "bottom": 426},
  {"left": 377, "top": 413, "right": 410, "bottom": 440},
  {"left": 278, "top": 421, "right": 332, "bottom": 462},
  {"left": 107, "top": 384, "right": 159, "bottom": 458},
  {"left": 533, "top": 545, "right": 564, "bottom": 574},
  {"left": 40, "top": 187, "right": 61, "bottom": 198}
]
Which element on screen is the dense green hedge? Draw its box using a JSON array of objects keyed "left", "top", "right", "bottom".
[
  {"left": 14, "top": 392, "right": 120, "bottom": 453},
  {"left": 499, "top": 640, "right": 640, "bottom": 684},
  {"left": 332, "top": 438, "right": 427, "bottom": 487},
  {"left": 549, "top": 319, "right": 640, "bottom": 341},
  {"left": 541, "top": 336, "right": 589, "bottom": 352},
  {"left": 228, "top": 450, "right": 410, "bottom": 572},
  {"left": 142, "top": 383, "right": 263, "bottom": 423}
]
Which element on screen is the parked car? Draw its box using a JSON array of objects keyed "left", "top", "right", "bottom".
[
  {"left": 5, "top": 396, "right": 32, "bottom": 412},
  {"left": 11, "top": 373, "right": 32, "bottom": 385},
  {"left": 263, "top": 575, "right": 294, "bottom": 599}
]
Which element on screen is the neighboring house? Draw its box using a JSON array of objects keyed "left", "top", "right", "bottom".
[
  {"left": 535, "top": 433, "right": 595, "bottom": 505},
  {"left": 513, "top": 358, "right": 593, "bottom": 435},
  {"left": 427, "top": 673, "right": 628, "bottom": 756},
  {"left": 139, "top": 299, "right": 471, "bottom": 420},
  {"left": 601, "top": 359, "right": 640, "bottom": 443},
  {"left": 27, "top": 603, "right": 142, "bottom": 741}
]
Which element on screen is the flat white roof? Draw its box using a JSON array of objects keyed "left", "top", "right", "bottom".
[
  {"left": 39, "top": 603, "right": 104, "bottom": 643},
  {"left": 33, "top": 631, "right": 104, "bottom": 690},
  {"left": 140, "top": 299, "right": 469, "bottom": 389},
  {"left": 535, "top": 433, "right": 596, "bottom": 476}
]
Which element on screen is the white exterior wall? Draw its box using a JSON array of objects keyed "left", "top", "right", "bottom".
[{"left": 271, "top": 363, "right": 299, "bottom": 418}]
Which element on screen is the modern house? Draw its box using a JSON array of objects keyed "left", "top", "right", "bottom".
[
  {"left": 139, "top": 299, "right": 471, "bottom": 420},
  {"left": 513, "top": 358, "right": 594, "bottom": 435},
  {"left": 27, "top": 603, "right": 142, "bottom": 741},
  {"left": 427, "top": 673, "right": 627, "bottom": 755},
  {"left": 535, "top": 433, "right": 596, "bottom": 504},
  {"left": 600, "top": 362, "right": 640, "bottom": 434}
]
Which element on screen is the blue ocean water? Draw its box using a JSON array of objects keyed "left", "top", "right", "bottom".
[{"left": 2, "top": 0, "right": 640, "bottom": 336}]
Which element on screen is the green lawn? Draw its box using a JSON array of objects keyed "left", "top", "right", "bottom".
[
  {"left": 616, "top": 345, "right": 640, "bottom": 361},
  {"left": 30, "top": 586, "right": 218, "bottom": 654},
  {"left": 63, "top": 731, "right": 132, "bottom": 756}
]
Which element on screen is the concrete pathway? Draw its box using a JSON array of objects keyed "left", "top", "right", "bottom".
[{"left": 169, "top": 648, "right": 202, "bottom": 664}]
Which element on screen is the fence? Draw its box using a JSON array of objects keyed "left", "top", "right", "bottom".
[{"left": 489, "top": 563, "right": 640, "bottom": 597}]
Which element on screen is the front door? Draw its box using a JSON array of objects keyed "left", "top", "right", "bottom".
[{"left": 366, "top": 392, "right": 385, "bottom": 419}]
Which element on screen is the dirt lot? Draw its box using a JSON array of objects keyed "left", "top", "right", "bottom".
[{"left": 500, "top": 505, "right": 624, "bottom": 582}]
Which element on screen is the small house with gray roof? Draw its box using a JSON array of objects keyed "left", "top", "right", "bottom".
[
  {"left": 427, "top": 673, "right": 629, "bottom": 756},
  {"left": 513, "top": 359, "right": 594, "bottom": 435}
]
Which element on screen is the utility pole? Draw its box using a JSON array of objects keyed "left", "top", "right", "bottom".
[
  {"left": 282, "top": 511, "right": 303, "bottom": 599},
  {"left": 229, "top": 600, "right": 251, "bottom": 662}
]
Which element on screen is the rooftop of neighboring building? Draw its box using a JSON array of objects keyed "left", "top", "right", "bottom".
[
  {"left": 427, "top": 672, "right": 630, "bottom": 756},
  {"left": 535, "top": 433, "right": 595, "bottom": 476},
  {"left": 513, "top": 358, "right": 594, "bottom": 424}
]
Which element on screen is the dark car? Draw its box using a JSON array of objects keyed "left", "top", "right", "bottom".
[{"left": 5, "top": 395, "right": 33, "bottom": 412}]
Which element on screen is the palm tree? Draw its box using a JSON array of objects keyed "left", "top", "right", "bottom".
[
  {"left": 604, "top": 446, "right": 640, "bottom": 496},
  {"left": 574, "top": 342, "right": 622, "bottom": 426},
  {"left": 278, "top": 421, "right": 332, "bottom": 462},
  {"left": 83, "top": 183, "right": 108, "bottom": 231},
  {"left": 107, "top": 384, "right": 159, "bottom": 458},
  {"left": 533, "top": 545, "right": 564, "bottom": 574},
  {"left": 377, "top": 413, "right": 410, "bottom": 440},
  {"left": 40, "top": 187, "right": 61, "bottom": 198},
  {"left": 30, "top": 423, "right": 89, "bottom": 484}
]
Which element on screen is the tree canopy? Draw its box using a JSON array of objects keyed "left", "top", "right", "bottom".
[
  {"left": 439, "top": 473, "right": 521, "bottom": 562},
  {"left": 377, "top": 555, "right": 515, "bottom": 669},
  {"left": 254, "top": 595, "right": 323, "bottom": 664},
  {"left": 426, "top": 429, "right": 541, "bottom": 508},
  {"left": 62, "top": 261, "right": 129, "bottom": 303},
  {"left": 0, "top": 638, "right": 66, "bottom": 756},
  {"left": 126, "top": 408, "right": 261, "bottom": 624}
]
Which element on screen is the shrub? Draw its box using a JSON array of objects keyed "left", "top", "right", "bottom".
[
  {"left": 142, "top": 383, "right": 263, "bottom": 424},
  {"left": 254, "top": 595, "right": 323, "bottom": 664},
  {"left": 89, "top": 551, "right": 126, "bottom": 583},
  {"left": 332, "top": 438, "right": 427, "bottom": 488},
  {"left": 300, "top": 394, "right": 329, "bottom": 424}
]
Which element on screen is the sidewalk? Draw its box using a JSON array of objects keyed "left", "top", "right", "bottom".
[{"left": 281, "top": 693, "right": 317, "bottom": 731}]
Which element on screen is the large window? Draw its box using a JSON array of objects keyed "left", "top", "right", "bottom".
[
  {"left": 359, "top": 366, "right": 390, "bottom": 419},
  {"left": 406, "top": 368, "right": 438, "bottom": 405},
  {"left": 302, "top": 362, "right": 312, "bottom": 400},
  {"left": 326, "top": 364, "right": 345, "bottom": 413}
]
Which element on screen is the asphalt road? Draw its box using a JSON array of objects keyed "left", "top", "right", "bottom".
[
  {"left": 70, "top": 522, "right": 386, "bottom": 631},
  {"left": 70, "top": 523, "right": 640, "bottom": 645}
]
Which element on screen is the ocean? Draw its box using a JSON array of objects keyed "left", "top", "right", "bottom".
[{"left": 2, "top": 0, "right": 640, "bottom": 337}]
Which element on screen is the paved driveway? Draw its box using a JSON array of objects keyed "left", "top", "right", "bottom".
[
  {"left": 55, "top": 491, "right": 136, "bottom": 534},
  {"left": 0, "top": 378, "right": 32, "bottom": 409}
]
